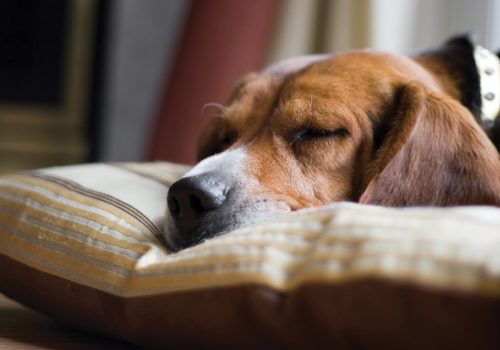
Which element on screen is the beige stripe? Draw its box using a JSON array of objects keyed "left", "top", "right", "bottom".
[
  {"left": 0, "top": 176, "right": 157, "bottom": 242},
  {"left": 0, "top": 210, "right": 143, "bottom": 272},
  {"left": 2, "top": 170, "right": 500, "bottom": 297},
  {"left": 122, "top": 233, "right": 500, "bottom": 295},
  {"left": 0, "top": 235, "right": 128, "bottom": 295},
  {"left": 22, "top": 174, "right": 159, "bottom": 239},
  {"left": 0, "top": 189, "right": 158, "bottom": 255},
  {"left": 0, "top": 224, "right": 131, "bottom": 289},
  {"left": 0, "top": 201, "right": 145, "bottom": 261},
  {"left": 28, "top": 172, "right": 165, "bottom": 244},
  {"left": 121, "top": 260, "right": 500, "bottom": 298},
  {"left": 3, "top": 219, "right": 500, "bottom": 298},
  {"left": 37, "top": 164, "right": 168, "bottom": 231}
]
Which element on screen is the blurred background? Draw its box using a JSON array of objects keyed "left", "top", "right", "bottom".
[{"left": 0, "top": 0, "right": 499, "bottom": 173}]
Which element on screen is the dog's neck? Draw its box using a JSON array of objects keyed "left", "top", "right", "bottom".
[{"left": 474, "top": 46, "right": 500, "bottom": 126}]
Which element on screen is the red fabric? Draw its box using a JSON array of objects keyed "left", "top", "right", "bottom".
[{"left": 148, "top": 0, "right": 282, "bottom": 164}]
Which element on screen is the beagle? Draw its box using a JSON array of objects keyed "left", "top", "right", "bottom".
[{"left": 164, "top": 36, "right": 500, "bottom": 252}]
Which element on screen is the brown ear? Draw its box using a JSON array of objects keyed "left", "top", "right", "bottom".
[
  {"left": 360, "top": 82, "right": 500, "bottom": 206},
  {"left": 196, "top": 117, "right": 224, "bottom": 161},
  {"left": 196, "top": 116, "right": 236, "bottom": 161}
]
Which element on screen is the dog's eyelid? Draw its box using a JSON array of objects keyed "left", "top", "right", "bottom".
[{"left": 291, "top": 127, "right": 349, "bottom": 142}]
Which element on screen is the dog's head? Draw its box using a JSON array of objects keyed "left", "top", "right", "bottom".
[{"left": 164, "top": 37, "right": 500, "bottom": 251}]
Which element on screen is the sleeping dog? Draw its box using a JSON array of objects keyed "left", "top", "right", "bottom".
[{"left": 164, "top": 36, "right": 500, "bottom": 252}]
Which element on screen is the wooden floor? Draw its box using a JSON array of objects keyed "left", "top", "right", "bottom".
[{"left": 0, "top": 294, "right": 140, "bottom": 349}]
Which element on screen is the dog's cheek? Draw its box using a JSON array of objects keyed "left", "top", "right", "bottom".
[
  {"left": 245, "top": 156, "right": 318, "bottom": 210},
  {"left": 233, "top": 193, "right": 292, "bottom": 227}
]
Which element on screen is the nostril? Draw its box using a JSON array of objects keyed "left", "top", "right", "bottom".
[
  {"left": 168, "top": 196, "right": 180, "bottom": 217},
  {"left": 189, "top": 194, "right": 203, "bottom": 213},
  {"left": 167, "top": 173, "right": 232, "bottom": 227}
]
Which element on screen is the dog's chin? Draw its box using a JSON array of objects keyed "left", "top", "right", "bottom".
[
  {"left": 163, "top": 212, "right": 260, "bottom": 252},
  {"left": 163, "top": 215, "right": 234, "bottom": 252},
  {"left": 162, "top": 218, "right": 184, "bottom": 252},
  {"left": 163, "top": 201, "right": 291, "bottom": 252}
]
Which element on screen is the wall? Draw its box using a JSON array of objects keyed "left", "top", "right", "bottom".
[{"left": 97, "top": 0, "right": 188, "bottom": 162}]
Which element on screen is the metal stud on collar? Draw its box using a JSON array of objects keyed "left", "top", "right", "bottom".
[
  {"left": 485, "top": 67, "right": 495, "bottom": 75},
  {"left": 485, "top": 92, "right": 496, "bottom": 101},
  {"left": 474, "top": 46, "right": 500, "bottom": 123}
]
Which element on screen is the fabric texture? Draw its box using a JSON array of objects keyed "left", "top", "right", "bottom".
[{"left": 1, "top": 162, "right": 500, "bottom": 349}]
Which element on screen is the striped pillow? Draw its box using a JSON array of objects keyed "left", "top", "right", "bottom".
[{"left": 1, "top": 162, "right": 500, "bottom": 349}]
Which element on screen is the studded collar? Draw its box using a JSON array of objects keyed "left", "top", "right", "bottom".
[{"left": 474, "top": 46, "right": 500, "bottom": 126}]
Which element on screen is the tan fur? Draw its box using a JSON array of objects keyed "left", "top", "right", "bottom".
[{"left": 197, "top": 50, "right": 500, "bottom": 210}]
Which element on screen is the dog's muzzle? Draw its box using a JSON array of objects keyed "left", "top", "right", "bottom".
[
  {"left": 164, "top": 149, "right": 292, "bottom": 251},
  {"left": 166, "top": 172, "right": 236, "bottom": 251}
]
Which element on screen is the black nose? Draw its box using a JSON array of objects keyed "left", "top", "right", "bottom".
[{"left": 167, "top": 172, "right": 231, "bottom": 231}]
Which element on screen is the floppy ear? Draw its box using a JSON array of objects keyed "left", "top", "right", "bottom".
[
  {"left": 196, "top": 116, "right": 236, "bottom": 161},
  {"left": 196, "top": 117, "right": 223, "bottom": 161},
  {"left": 360, "top": 82, "right": 500, "bottom": 206}
]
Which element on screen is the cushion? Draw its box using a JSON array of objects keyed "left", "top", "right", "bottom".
[{"left": 1, "top": 162, "right": 500, "bottom": 349}]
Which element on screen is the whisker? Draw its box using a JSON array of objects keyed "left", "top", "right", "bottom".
[{"left": 202, "top": 102, "right": 227, "bottom": 114}]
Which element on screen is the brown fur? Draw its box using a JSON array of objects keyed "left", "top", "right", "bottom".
[{"left": 197, "top": 50, "right": 500, "bottom": 210}]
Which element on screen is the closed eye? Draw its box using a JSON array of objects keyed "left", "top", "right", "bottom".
[{"left": 291, "top": 127, "right": 349, "bottom": 144}]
